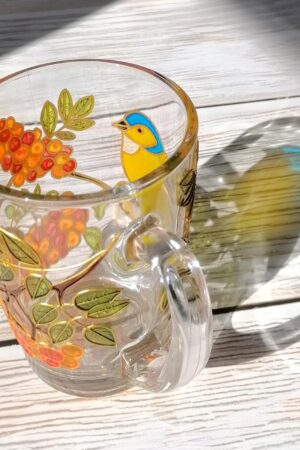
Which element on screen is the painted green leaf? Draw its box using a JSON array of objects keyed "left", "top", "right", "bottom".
[
  {"left": 67, "top": 118, "right": 95, "bottom": 131},
  {"left": 83, "top": 227, "right": 101, "bottom": 251},
  {"left": 32, "top": 303, "right": 58, "bottom": 324},
  {"left": 58, "top": 88, "right": 73, "bottom": 123},
  {"left": 26, "top": 274, "right": 52, "bottom": 299},
  {"left": 40, "top": 100, "right": 58, "bottom": 138},
  {"left": 87, "top": 299, "right": 129, "bottom": 319},
  {"left": 33, "top": 184, "right": 41, "bottom": 195},
  {"left": 5, "top": 205, "right": 15, "bottom": 220},
  {"left": 49, "top": 321, "right": 74, "bottom": 344},
  {"left": 84, "top": 326, "right": 116, "bottom": 346},
  {"left": 75, "top": 288, "right": 120, "bottom": 311},
  {"left": 73, "top": 95, "right": 94, "bottom": 118},
  {"left": 93, "top": 204, "right": 106, "bottom": 220},
  {"left": 0, "top": 228, "right": 40, "bottom": 266},
  {"left": 0, "top": 263, "right": 14, "bottom": 282},
  {"left": 55, "top": 130, "right": 76, "bottom": 140}
]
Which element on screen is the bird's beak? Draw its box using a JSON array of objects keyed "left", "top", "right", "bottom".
[{"left": 112, "top": 119, "right": 128, "bottom": 131}]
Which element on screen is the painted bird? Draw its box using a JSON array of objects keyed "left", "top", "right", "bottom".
[
  {"left": 113, "top": 111, "right": 169, "bottom": 216},
  {"left": 113, "top": 111, "right": 168, "bottom": 182}
]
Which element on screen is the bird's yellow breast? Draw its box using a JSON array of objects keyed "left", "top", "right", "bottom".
[{"left": 121, "top": 147, "right": 168, "bottom": 182}]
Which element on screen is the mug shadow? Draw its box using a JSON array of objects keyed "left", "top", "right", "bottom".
[{"left": 190, "top": 116, "right": 300, "bottom": 366}]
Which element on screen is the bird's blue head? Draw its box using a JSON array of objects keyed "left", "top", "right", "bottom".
[{"left": 113, "top": 111, "right": 164, "bottom": 154}]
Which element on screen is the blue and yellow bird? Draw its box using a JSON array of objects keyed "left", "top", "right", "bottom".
[
  {"left": 113, "top": 111, "right": 168, "bottom": 182},
  {"left": 113, "top": 111, "right": 169, "bottom": 216}
]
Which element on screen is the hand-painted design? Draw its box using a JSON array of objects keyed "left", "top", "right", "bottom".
[
  {"left": 83, "top": 227, "right": 102, "bottom": 251},
  {"left": 74, "top": 288, "right": 129, "bottom": 319},
  {"left": 282, "top": 146, "right": 300, "bottom": 171},
  {"left": 113, "top": 111, "right": 168, "bottom": 182},
  {"left": 0, "top": 226, "right": 125, "bottom": 370},
  {"left": 0, "top": 227, "right": 40, "bottom": 266},
  {"left": 0, "top": 89, "right": 96, "bottom": 188},
  {"left": 9, "top": 318, "right": 84, "bottom": 369},
  {"left": 23, "top": 208, "right": 89, "bottom": 267},
  {"left": 26, "top": 274, "right": 52, "bottom": 299},
  {"left": 178, "top": 169, "right": 196, "bottom": 209},
  {"left": 84, "top": 325, "right": 116, "bottom": 346}
]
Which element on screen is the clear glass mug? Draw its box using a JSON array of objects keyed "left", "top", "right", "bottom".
[{"left": 0, "top": 60, "right": 212, "bottom": 396}]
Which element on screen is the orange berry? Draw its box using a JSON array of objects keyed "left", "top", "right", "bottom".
[
  {"left": 26, "top": 154, "right": 42, "bottom": 169},
  {"left": 11, "top": 123, "right": 23, "bottom": 136},
  {"left": 31, "top": 141, "right": 44, "bottom": 155},
  {"left": 61, "top": 357, "right": 79, "bottom": 369},
  {"left": 36, "top": 166, "right": 46, "bottom": 177},
  {"left": 33, "top": 128, "right": 42, "bottom": 140},
  {"left": 13, "top": 146, "right": 29, "bottom": 163},
  {"left": 48, "top": 140, "right": 62, "bottom": 154},
  {"left": 39, "top": 237, "right": 50, "bottom": 256},
  {"left": 6, "top": 116, "right": 15, "bottom": 128},
  {"left": 55, "top": 152, "right": 69, "bottom": 165},
  {"left": 51, "top": 165, "right": 65, "bottom": 179},
  {"left": 58, "top": 218, "right": 73, "bottom": 231},
  {"left": 67, "top": 230, "right": 80, "bottom": 249},
  {"left": 23, "top": 235, "right": 38, "bottom": 251},
  {"left": 74, "top": 221, "right": 86, "bottom": 233},
  {"left": 61, "top": 344, "right": 84, "bottom": 358},
  {"left": 48, "top": 248, "right": 60, "bottom": 264},
  {"left": 0, "top": 143, "right": 6, "bottom": 162},
  {"left": 62, "top": 208, "right": 75, "bottom": 217},
  {"left": 12, "top": 172, "right": 25, "bottom": 187}
]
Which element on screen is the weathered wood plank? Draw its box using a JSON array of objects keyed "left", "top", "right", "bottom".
[
  {"left": 0, "top": 0, "right": 300, "bottom": 107},
  {"left": 192, "top": 96, "right": 300, "bottom": 308},
  {"left": 0, "top": 302, "right": 298, "bottom": 449}
]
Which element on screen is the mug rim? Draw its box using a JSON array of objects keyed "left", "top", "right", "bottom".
[{"left": 0, "top": 59, "right": 198, "bottom": 205}]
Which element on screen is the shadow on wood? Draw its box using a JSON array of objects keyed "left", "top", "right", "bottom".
[
  {"left": 191, "top": 116, "right": 300, "bottom": 309},
  {"left": 0, "top": 0, "right": 118, "bottom": 59}
]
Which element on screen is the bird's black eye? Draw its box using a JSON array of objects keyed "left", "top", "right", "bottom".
[{"left": 137, "top": 128, "right": 142, "bottom": 133}]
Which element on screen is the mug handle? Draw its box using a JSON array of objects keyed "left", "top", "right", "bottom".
[{"left": 115, "top": 215, "right": 213, "bottom": 392}]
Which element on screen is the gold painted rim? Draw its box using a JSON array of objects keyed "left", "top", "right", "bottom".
[{"left": 0, "top": 59, "right": 198, "bottom": 206}]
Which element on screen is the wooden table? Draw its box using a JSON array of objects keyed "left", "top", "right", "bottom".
[{"left": 0, "top": 1, "right": 299, "bottom": 448}]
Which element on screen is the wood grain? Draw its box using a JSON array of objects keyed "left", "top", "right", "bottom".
[
  {"left": 193, "top": 96, "right": 300, "bottom": 308},
  {"left": 0, "top": 0, "right": 300, "bottom": 107},
  {"left": 0, "top": 302, "right": 298, "bottom": 450}
]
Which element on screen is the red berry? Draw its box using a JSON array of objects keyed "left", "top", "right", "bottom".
[
  {"left": 54, "top": 232, "right": 65, "bottom": 247},
  {"left": 63, "top": 159, "right": 76, "bottom": 173},
  {"left": 0, "top": 119, "right": 5, "bottom": 130},
  {"left": 31, "top": 227, "right": 43, "bottom": 242},
  {"left": 74, "top": 209, "right": 88, "bottom": 222},
  {"left": 0, "top": 129, "right": 10, "bottom": 143},
  {"left": 12, "top": 164, "right": 22, "bottom": 174},
  {"left": 10, "top": 137, "right": 21, "bottom": 152},
  {"left": 2, "top": 154, "right": 12, "bottom": 171},
  {"left": 27, "top": 170, "right": 37, "bottom": 182},
  {"left": 48, "top": 211, "right": 61, "bottom": 221},
  {"left": 63, "top": 146, "right": 73, "bottom": 155},
  {"left": 22, "top": 131, "right": 35, "bottom": 146},
  {"left": 59, "top": 245, "right": 68, "bottom": 259},
  {"left": 41, "top": 158, "right": 54, "bottom": 171},
  {"left": 44, "top": 221, "right": 57, "bottom": 238}
]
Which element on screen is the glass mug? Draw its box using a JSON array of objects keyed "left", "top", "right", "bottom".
[{"left": 0, "top": 60, "right": 212, "bottom": 396}]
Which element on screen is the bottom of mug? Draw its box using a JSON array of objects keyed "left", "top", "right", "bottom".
[{"left": 28, "top": 357, "right": 131, "bottom": 397}]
